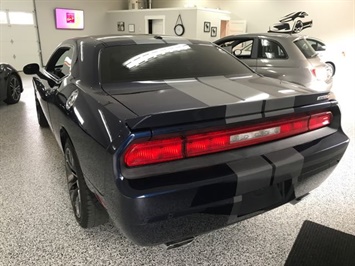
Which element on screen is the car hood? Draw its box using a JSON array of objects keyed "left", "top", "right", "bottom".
[{"left": 102, "top": 74, "right": 331, "bottom": 129}]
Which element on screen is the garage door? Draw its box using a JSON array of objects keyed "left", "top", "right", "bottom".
[{"left": 0, "top": 1, "right": 41, "bottom": 70}]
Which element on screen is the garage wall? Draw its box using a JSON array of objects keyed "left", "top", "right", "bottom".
[
  {"left": 153, "top": 0, "right": 355, "bottom": 58},
  {"left": 35, "top": 0, "right": 126, "bottom": 64}
]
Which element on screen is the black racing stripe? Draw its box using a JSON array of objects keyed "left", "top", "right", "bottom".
[
  {"left": 167, "top": 79, "right": 242, "bottom": 106},
  {"left": 115, "top": 84, "right": 208, "bottom": 116},
  {"left": 261, "top": 100, "right": 266, "bottom": 118},
  {"left": 262, "top": 155, "right": 276, "bottom": 186}
]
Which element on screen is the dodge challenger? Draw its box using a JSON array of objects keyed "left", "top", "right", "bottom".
[{"left": 23, "top": 35, "right": 349, "bottom": 247}]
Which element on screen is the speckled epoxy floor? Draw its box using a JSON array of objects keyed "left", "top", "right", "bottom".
[{"left": 0, "top": 62, "right": 354, "bottom": 265}]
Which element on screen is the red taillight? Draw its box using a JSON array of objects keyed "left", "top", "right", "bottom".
[
  {"left": 186, "top": 117, "right": 309, "bottom": 157},
  {"left": 309, "top": 111, "right": 332, "bottom": 130},
  {"left": 311, "top": 68, "right": 317, "bottom": 77},
  {"left": 123, "top": 112, "right": 332, "bottom": 167},
  {"left": 124, "top": 137, "right": 183, "bottom": 167}
]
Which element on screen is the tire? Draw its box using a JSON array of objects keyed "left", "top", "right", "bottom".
[
  {"left": 326, "top": 62, "right": 336, "bottom": 77},
  {"left": 64, "top": 140, "right": 108, "bottom": 228},
  {"left": 35, "top": 99, "right": 49, "bottom": 128},
  {"left": 5, "top": 74, "right": 22, "bottom": 104}
]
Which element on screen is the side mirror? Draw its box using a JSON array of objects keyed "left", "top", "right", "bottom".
[{"left": 23, "top": 63, "right": 40, "bottom": 75}]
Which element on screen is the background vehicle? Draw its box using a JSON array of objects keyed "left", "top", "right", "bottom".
[
  {"left": 214, "top": 33, "right": 333, "bottom": 92},
  {"left": 306, "top": 37, "right": 336, "bottom": 76},
  {"left": 0, "top": 63, "right": 23, "bottom": 104},
  {"left": 23, "top": 35, "right": 348, "bottom": 247}
]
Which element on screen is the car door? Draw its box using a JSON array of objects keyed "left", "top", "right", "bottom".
[
  {"left": 34, "top": 45, "right": 74, "bottom": 135},
  {"left": 218, "top": 38, "right": 258, "bottom": 71},
  {"left": 255, "top": 38, "right": 290, "bottom": 80}
]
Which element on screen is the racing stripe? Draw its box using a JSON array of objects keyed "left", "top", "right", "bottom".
[
  {"left": 264, "top": 96, "right": 296, "bottom": 111},
  {"left": 115, "top": 82, "right": 208, "bottom": 115},
  {"left": 227, "top": 156, "right": 273, "bottom": 195},
  {"left": 264, "top": 148, "right": 304, "bottom": 185},
  {"left": 226, "top": 156, "right": 273, "bottom": 224},
  {"left": 198, "top": 76, "right": 270, "bottom": 101},
  {"left": 164, "top": 38, "right": 192, "bottom": 44},
  {"left": 264, "top": 108, "right": 295, "bottom": 117},
  {"left": 166, "top": 79, "right": 243, "bottom": 106},
  {"left": 225, "top": 101, "right": 263, "bottom": 122}
]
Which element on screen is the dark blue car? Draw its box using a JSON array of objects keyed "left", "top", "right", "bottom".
[{"left": 23, "top": 35, "right": 349, "bottom": 247}]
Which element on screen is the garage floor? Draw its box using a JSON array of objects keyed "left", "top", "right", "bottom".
[{"left": 0, "top": 61, "right": 354, "bottom": 265}]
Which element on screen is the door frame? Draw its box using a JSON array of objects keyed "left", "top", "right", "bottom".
[{"left": 144, "top": 15, "right": 165, "bottom": 34}]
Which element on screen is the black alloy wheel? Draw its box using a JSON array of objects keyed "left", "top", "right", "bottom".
[
  {"left": 64, "top": 140, "right": 108, "bottom": 228},
  {"left": 5, "top": 74, "right": 22, "bottom": 104}
]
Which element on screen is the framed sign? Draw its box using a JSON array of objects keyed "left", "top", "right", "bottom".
[
  {"left": 204, "top": 21, "right": 210, "bottom": 32},
  {"left": 128, "top": 24, "right": 135, "bottom": 33},
  {"left": 211, "top": 26, "right": 217, "bottom": 37},
  {"left": 117, "top": 21, "right": 125, "bottom": 31}
]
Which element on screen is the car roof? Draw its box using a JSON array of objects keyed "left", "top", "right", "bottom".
[
  {"left": 64, "top": 34, "right": 211, "bottom": 47},
  {"left": 232, "top": 33, "right": 305, "bottom": 41}
]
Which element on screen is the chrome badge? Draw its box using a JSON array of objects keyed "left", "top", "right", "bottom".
[{"left": 230, "top": 127, "right": 281, "bottom": 143}]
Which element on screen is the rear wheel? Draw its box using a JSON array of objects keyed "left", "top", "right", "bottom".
[
  {"left": 5, "top": 74, "right": 22, "bottom": 104},
  {"left": 64, "top": 140, "right": 108, "bottom": 228},
  {"left": 326, "top": 62, "right": 336, "bottom": 77}
]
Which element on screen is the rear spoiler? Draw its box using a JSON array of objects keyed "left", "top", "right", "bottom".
[{"left": 125, "top": 92, "right": 333, "bottom": 130}]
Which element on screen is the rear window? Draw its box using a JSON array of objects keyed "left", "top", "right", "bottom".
[
  {"left": 99, "top": 43, "right": 252, "bottom": 83},
  {"left": 294, "top": 39, "right": 317, "bottom": 58}
]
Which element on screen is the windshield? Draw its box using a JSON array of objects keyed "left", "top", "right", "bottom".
[
  {"left": 294, "top": 39, "right": 317, "bottom": 58},
  {"left": 99, "top": 43, "right": 252, "bottom": 83}
]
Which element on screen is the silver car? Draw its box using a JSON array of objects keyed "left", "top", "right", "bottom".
[
  {"left": 214, "top": 33, "right": 333, "bottom": 91},
  {"left": 306, "top": 37, "right": 336, "bottom": 77}
]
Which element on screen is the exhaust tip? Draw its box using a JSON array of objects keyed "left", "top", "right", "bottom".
[
  {"left": 290, "top": 193, "right": 310, "bottom": 205},
  {"left": 165, "top": 237, "right": 194, "bottom": 250}
]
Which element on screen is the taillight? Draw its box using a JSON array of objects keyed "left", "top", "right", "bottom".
[
  {"left": 311, "top": 68, "right": 317, "bottom": 77},
  {"left": 124, "top": 137, "right": 183, "bottom": 167},
  {"left": 124, "top": 112, "right": 332, "bottom": 167},
  {"left": 186, "top": 117, "right": 308, "bottom": 157},
  {"left": 311, "top": 68, "right": 328, "bottom": 81},
  {"left": 309, "top": 111, "right": 332, "bottom": 130}
]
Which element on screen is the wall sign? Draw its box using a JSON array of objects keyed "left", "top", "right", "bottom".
[
  {"left": 204, "top": 21, "right": 210, "bottom": 32},
  {"left": 211, "top": 26, "right": 217, "bottom": 37},
  {"left": 117, "top": 21, "right": 125, "bottom": 31}
]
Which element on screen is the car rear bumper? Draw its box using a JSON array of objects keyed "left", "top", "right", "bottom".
[{"left": 106, "top": 130, "right": 349, "bottom": 246}]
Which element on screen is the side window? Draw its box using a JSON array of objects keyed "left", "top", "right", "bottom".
[
  {"left": 232, "top": 40, "right": 254, "bottom": 59},
  {"left": 307, "top": 39, "right": 318, "bottom": 51},
  {"left": 258, "top": 39, "right": 287, "bottom": 59},
  {"left": 308, "top": 39, "right": 326, "bottom": 51},
  {"left": 219, "top": 40, "right": 234, "bottom": 54},
  {"left": 46, "top": 47, "right": 74, "bottom": 79}
]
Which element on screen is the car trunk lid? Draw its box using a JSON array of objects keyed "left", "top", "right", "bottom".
[{"left": 102, "top": 74, "right": 331, "bottom": 130}]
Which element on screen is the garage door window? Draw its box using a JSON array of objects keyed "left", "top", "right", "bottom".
[
  {"left": 0, "top": 11, "right": 7, "bottom": 24},
  {"left": 8, "top": 12, "right": 34, "bottom": 25}
]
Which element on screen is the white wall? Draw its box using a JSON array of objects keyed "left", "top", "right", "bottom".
[
  {"left": 107, "top": 8, "right": 198, "bottom": 38},
  {"left": 107, "top": 7, "right": 230, "bottom": 42},
  {"left": 35, "top": 0, "right": 126, "bottom": 64},
  {"left": 153, "top": 0, "right": 355, "bottom": 71}
]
